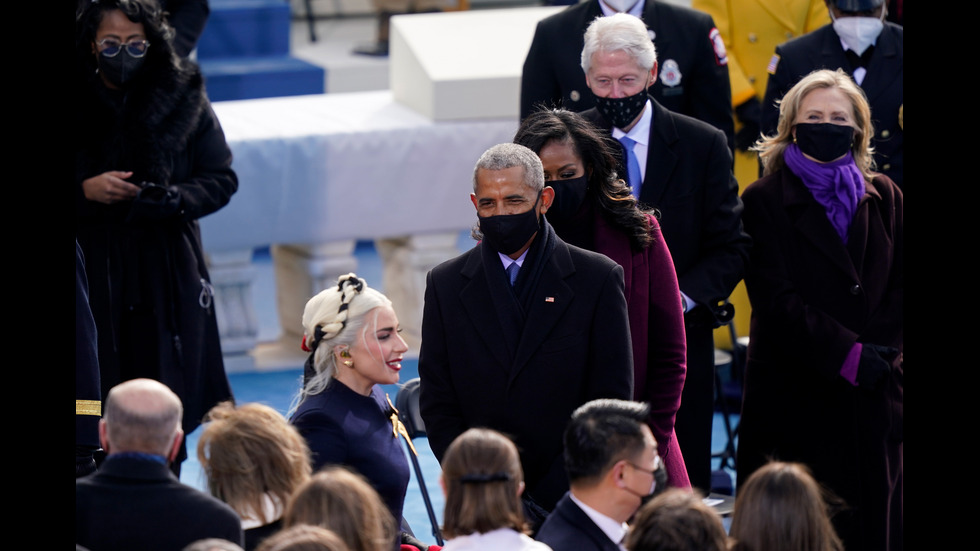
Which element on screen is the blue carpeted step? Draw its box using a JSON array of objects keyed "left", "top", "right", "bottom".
[
  {"left": 200, "top": 56, "right": 325, "bottom": 101},
  {"left": 199, "top": 0, "right": 291, "bottom": 59}
]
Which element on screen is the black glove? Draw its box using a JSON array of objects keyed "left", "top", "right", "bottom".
[
  {"left": 76, "top": 445, "right": 99, "bottom": 478},
  {"left": 734, "top": 97, "right": 762, "bottom": 152},
  {"left": 127, "top": 182, "right": 182, "bottom": 222},
  {"left": 856, "top": 343, "right": 899, "bottom": 389}
]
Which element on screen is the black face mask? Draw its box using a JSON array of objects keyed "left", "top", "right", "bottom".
[
  {"left": 794, "top": 122, "right": 854, "bottom": 163},
  {"left": 623, "top": 465, "right": 669, "bottom": 509},
  {"left": 97, "top": 50, "right": 146, "bottom": 87},
  {"left": 478, "top": 192, "right": 541, "bottom": 256},
  {"left": 594, "top": 88, "right": 648, "bottom": 129},
  {"left": 546, "top": 175, "right": 589, "bottom": 226}
]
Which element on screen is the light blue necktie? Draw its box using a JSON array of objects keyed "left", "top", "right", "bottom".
[
  {"left": 618, "top": 135, "right": 642, "bottom": 199},
  {"left": 506, "top": 262, "right": 519, "bottom": 286}
]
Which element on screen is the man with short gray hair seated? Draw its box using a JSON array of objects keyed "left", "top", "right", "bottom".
[{"left": 76, "top": 378, "right": 243, "bottom": 551}]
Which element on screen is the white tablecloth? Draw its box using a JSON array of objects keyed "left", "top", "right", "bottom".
[{"left": 202, "top": 90, "right": 519, "bottom": 251}]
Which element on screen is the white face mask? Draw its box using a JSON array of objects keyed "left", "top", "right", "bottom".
[
  {"left": 603, "top": 0, "right": 639, "bottom": 13},
  {"left": 832, "top": 13, "right": 884, "bottom": 55}
]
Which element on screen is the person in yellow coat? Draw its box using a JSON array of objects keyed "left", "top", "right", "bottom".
[{"left": 692, "top": 0, "right": 829, "bottom": 349}]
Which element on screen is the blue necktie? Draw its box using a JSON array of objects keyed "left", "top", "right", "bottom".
[
  {"left": 618, "top": 135, "right": 642, "bottom": 199},
  {"left": 506, "top": 262, "right": 520, "bottom": 286}
]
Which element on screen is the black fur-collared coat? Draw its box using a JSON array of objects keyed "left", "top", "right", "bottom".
[{"left": 75, "top": 53, "right": 237, "bottom": 446}]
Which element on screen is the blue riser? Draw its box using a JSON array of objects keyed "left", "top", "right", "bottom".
[
  {"left": 201, "top": 57, "right": 325, "bottom": 102},
  {"left": 198, "top": 0, "right": 291, "bottom": 59}
]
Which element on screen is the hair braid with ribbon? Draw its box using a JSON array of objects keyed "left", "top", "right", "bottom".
[{"left": 291, "top": 273, "right": 392, "bottom": 411}]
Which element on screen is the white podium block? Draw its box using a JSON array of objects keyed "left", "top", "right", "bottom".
[{"left": 390, "top": 7, "right": 563, "bottom": 120}]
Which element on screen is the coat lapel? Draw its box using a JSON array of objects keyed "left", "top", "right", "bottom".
[
  {"left": 859, "top": 26, "right": 901, "bottom": 106},
  {"left": 459, "top": 244, "right": 515, "bottom": 370},
  {"left": 640, "top": 99, "right": 679, "bottom": 208},
  {"left": 509, "top": 240, "right": 575, "bottom": 384},
  {"left": 847, "top": 180, "right": 890, "bottom": 279},
  {"left": 783, "top": 172, "right": 858, "bottom": 279}
]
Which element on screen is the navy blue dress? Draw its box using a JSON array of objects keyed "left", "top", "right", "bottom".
[{"left": 291, "top": 380, "right": 410, "bottom": 525}]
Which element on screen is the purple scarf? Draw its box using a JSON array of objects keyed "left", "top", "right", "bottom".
[{"left": 784, "top": 144, "right": 866, "bottom": 243}]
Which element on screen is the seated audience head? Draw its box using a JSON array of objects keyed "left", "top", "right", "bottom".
[
  {"left": 255, "top": 525, "right": 350, "bottom": 551},
  {"left": 284, "top": 466, "right": 396, "bottom": 551},
  {"left": 564, "top": 399, "right": 664, "bottom": 522},
  {"left": 624, "top": 489, "right": 728, "bottom": 551},
  {"left": 197, "top": 401, "right": 312, "bottom": 526},
  {"left": 581, "top": 13, "right": 658, "bottom": 131},
  {"left": 440, "top": 428, "right": 528, "bottom": 538},
  {"left": 730, "top": 461, "right": 843, "bottom": 551},
  {"left": 182, "top": 538, "right": 246, "bottom": 551},
  {"left": 298, "top": 273, "right": 406, "bottom": 402},
  {"left": 100, "top": 377, "right": 183, "bottom": 462}
]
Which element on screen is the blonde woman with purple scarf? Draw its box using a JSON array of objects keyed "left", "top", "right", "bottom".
[{"left": 737, "top": 68, "right": 902, "bottom": 551}]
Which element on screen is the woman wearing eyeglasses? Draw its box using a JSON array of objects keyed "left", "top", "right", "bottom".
[{"left": 75, "top": 0, "right": 238, "bottom": 471}]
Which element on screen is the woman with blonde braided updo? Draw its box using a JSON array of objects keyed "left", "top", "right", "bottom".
[{"left": 289, "top": 274, "right": 411, "bottom": 547}]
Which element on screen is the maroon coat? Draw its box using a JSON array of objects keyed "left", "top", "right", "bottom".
[
  {"left": 592, "top": 212, "right": 690, "bottom": 488},
  {"left": 738, "top": 169, "right": 903, "bottom": 550}
]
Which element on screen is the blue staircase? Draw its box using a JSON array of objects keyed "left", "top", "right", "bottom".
[{"left": 198, "top": 0, "right": 324, "bottom": 101}]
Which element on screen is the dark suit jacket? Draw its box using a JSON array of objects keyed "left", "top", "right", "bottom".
[
  {"left": 584, "top": 98, "right": 749, "bottom": 490},
  {"left": 76, "top": 455, "right": 244, "bottom": 551},
  {"left": 737, "top": 170, "right": 902, "bottom": 550},
  {"left": 761, "top": 23, "right": 903, "bottom": 188},
  {"left": 419, "top": 222, "right": 633, "bottom": 511},
  {"left": 584, "top": 99, "right": 748, "bottom": 318},
  {"left": 536, "top": 493, "right": 620, "bottom": 551},
  {"left": 521, "top": 0, "right": 734, "bottom": 148}
]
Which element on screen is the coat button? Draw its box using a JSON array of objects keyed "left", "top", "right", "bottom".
[
  {"left": 881, "top": 129, "right": 890, "bottom": 138},
  {"left": 849, "top": 284, "right": 861, "bottom": 295},
  {"left": 882, "top": 163, "right": 891, "bottom": 171},
  {"left": 570, "top": 90, "right": 581, "bottom": 102},
  {"left": 748, "top": 33, "right": 758, "bottom": 43}
]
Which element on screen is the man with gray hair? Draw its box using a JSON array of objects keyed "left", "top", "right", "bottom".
[
  {"left": 419, "top": 143, "right": 634, "bottom": 521},
  {"left": 581, "top": 13, "right": 750, "bottom": 493},
  {"left": 76, "top": 378, "right": 243, "bottom": 551}
]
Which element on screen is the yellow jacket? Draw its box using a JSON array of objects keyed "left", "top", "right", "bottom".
[{"left": 693, "top": 0, "right": 829, "bottom": 106}]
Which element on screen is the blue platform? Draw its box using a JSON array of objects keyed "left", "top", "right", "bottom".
[{"left": 198, "top": 0, "right": 324, "bottom": 101}]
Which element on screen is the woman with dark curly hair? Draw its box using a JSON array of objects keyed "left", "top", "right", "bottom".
[
  {"left": 514, "top": 109, "right": 688, "bottom": 488},
  {"left": 75, "top": 0, "right": 237, "bottom": 469}
]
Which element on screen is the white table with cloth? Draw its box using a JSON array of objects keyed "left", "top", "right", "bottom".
[{"left": 202, "top": 90, "right": 518, "bottom": 357}]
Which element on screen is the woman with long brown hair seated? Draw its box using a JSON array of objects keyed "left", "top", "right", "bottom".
[{"left": 440, "top": 428, "right": 551, "bottom": 551}]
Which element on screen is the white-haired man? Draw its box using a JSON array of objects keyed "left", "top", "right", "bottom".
[
  {"left": 580, "top": 14, "right": 750, "bottom": 493},
  {"left": 521, "top": 0, "right": 734, "bottom": 149}
]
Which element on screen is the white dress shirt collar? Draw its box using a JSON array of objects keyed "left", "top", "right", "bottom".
[
  {"left": 599, "top": 0, "right": 645, "bottom": 19},
  {"left": 569, "top": 492, "right": 629, "bottom": 550}
]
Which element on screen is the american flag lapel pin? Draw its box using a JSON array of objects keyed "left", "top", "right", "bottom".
[{"left": 545, "top": 296, "right": 555, "bottom": 302}]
